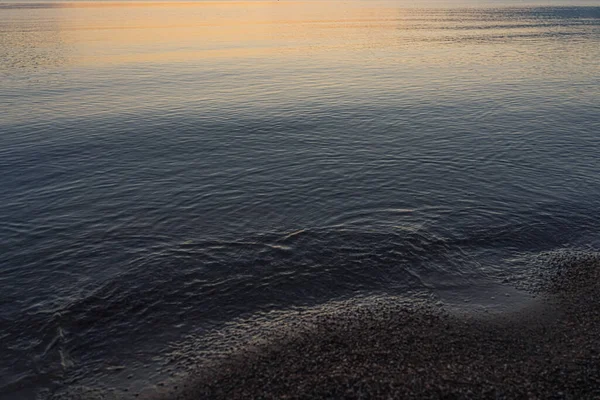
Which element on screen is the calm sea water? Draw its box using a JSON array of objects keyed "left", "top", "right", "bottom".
[{"left": 1, "top": 0, "right": 599, "bottom": 397}]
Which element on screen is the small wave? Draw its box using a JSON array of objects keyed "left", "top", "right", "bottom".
[{"left": 3, "top": 211, "right": 597, "bottom": 398}]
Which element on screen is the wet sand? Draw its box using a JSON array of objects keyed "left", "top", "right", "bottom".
[{"left": 152, "top": 257, "right": 600, "bottom": 399}]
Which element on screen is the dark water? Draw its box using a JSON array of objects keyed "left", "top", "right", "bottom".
[{"left": 1, "top": 1, "right": 600, "bottom": 397}]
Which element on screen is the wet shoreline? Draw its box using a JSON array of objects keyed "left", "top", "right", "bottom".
[{"left": 148, "top": 259, "right": 600, "bottom": 399}]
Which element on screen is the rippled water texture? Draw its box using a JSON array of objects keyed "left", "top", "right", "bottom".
[{"left": 1, "top": 1, "right": 600, "bottom": 398}]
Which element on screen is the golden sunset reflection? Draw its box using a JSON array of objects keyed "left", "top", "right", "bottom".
[
  {"left": 5, "top": 0, "right": 588, "bottom": 70},
  {"left": 39, "top": 1, "right": 463, "bottom": 66}
]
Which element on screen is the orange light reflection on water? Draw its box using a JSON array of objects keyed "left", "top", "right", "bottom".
[{"left": 45, "top": 1, "right": 410, "bottom": 66}]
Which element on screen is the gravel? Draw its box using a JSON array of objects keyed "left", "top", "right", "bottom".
[{"left": 151, "top": 259, "right": 600, "bottom": 400}]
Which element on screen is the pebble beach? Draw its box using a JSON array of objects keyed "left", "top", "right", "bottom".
[{"left": 153, "top": 257, "right": 600, "bottom": 400}]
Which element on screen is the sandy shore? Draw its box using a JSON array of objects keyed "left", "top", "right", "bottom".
[{"left": 151, "top": 256, "right": 600, "bottom": 399}]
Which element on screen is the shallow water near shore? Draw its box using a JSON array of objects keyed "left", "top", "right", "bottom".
[{"left": 1, "top": 1, "right": 600, "bottom": 398}]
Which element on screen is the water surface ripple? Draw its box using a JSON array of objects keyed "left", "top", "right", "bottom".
[{"left": 1, "top": 2, "right": 599, "bottom": 398}]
